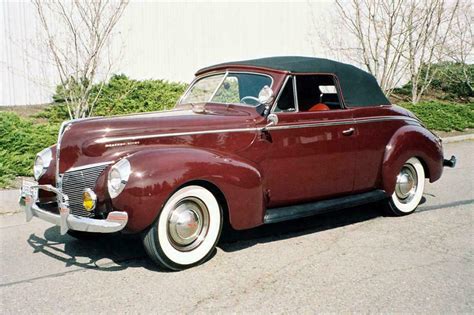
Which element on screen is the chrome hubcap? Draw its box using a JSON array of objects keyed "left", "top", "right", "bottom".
[
  {"left": 167, "top": 197, "right": 209, "bottom": 252},
  {"left": 395, "top": 164, "right": 418, "bottom": 204}
]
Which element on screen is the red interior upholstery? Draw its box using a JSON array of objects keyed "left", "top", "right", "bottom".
[{"left": 308, "top": 103, "right": 330, "bottom": 111}]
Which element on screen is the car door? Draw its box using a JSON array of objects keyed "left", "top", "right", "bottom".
[{"left": 261, "top": 74, "right": 357, "bottom": 207}]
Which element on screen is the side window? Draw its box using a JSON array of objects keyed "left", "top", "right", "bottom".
[
  {"left": 295, "top": 75, "right": 342, "bottom": 111},
  {"left": 274, "top": 77, "right": 296, "bottom": 112}
]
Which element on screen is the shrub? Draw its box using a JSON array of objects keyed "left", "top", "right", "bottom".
[
  {"left": 400, "top": 101, "right": 474, "bottom": 131},
  {"left": 0, "top": 112, "right": 59, "bottom": 187},
  {"left": 424, "top": 62, "right": 473, "bottom": 100},
  {"left": 39, "top": 74, "right": 187, "bottom": 122},
  {"left": 395, "top": 62, "right": 474, "bottom": 102}
]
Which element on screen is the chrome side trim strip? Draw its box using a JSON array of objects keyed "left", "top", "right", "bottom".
[
  {"left": 268, "top": 120, "right": 353, "bottom": 131},
  {"left": 268, "top": 116, "right": 419, "bottom": 131},
  {"left": 95, "top": 116, "right": 420, "bottom": 144},
  {"left": 357, "top": 116, "right": 419, "bottom": 125},
  {"left": 95, "top": 127, "right": 258, "bottom": 144}
]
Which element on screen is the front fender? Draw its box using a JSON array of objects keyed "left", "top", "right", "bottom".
[
  {"left": 382, "top": 125, "right": 443, "bottom": 195},
  {"left": 111, "top": 146, "right": 264, "bottom": 233}
]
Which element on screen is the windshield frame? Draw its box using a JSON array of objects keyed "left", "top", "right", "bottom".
[{"left": 178, "top": 71, "right": 275, "bottom": 107}]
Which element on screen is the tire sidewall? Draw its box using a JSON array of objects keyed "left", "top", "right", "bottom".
[
  {"left": 151, "top": 185, "right": 222, "bottom": 270},
  {"left": 390, "top": 157, "right": 425, "bottom": 214}
]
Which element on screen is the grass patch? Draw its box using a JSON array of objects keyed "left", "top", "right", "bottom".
[
  {"left": 0, "top": 112, "right": 59, "bottom": 188},
  {"left": 400, "top": 101, "right": 474, "bottom": 132}
]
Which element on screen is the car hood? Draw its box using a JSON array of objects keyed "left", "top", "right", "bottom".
[{"left": 57, "top": 104, "right": 261, "bottom": 173}]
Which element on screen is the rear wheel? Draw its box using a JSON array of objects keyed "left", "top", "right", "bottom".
[
  {"left": 386, "top": 157, "right": 425, "bottom": 216},
  {"left": 143, "top": 185, "right": 223, "bottom": 270}
]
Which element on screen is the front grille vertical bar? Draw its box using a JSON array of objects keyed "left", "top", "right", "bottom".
[{"left": 55, "top": 120, "right": 73, "bottom": 190}]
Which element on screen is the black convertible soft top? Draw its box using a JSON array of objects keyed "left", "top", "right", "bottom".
[{"left": 197, "top": 56, "right": 390, "bottom": 107}]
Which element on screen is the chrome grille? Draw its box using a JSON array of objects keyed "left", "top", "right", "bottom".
[{"left": 60, "top": 163, "right": 109, "bottom": 217}]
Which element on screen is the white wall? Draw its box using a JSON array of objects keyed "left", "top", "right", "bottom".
[{"left": 1, "top": 0, "right": 332, "bottom": 106}]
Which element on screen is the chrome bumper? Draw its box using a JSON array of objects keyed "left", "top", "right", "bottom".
[{"left": 19, "top": 183, "right": 128, "bottom": 235}]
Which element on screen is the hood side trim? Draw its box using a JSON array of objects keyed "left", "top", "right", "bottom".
[
  {"left": 96, "top": 127, "right": 258, "bottom": 144},
  {"left": 95, "top": 115, "right": 419, "bottom": 145}
]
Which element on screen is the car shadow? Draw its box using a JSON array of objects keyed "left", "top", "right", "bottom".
[
  {"left": 26, "top": 228, "right": 166, "bottom": 272},
  {"left": 25, "top": 196, "right": 472, "bottom": 271},
  {"left": 218, "top": 196, "right": 474, "bottom": 252},
  {"left": 26, "top": 202, "right": 386, "bottom": 272},
  {"left": 218, "top": 203, "right": 383, "bottom": 252}
]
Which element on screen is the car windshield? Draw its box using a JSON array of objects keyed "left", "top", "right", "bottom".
[{"left": 180, "top": 72, "right": 272, "bottom": 106}]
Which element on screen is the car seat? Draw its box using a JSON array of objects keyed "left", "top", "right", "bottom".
[{"left": 308, "top": 103, "right": 330, "bottom": 111}]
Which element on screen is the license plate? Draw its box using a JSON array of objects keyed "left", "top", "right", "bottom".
[{"left": 21, "top": 180, "right": 38, "bottom": 202}]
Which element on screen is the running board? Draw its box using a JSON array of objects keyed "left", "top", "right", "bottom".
[{"left": 264, "top": 190, "right": 387, "bottom": 224}]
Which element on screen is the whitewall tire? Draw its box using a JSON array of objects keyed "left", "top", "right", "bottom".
[
  {"left": 143, "top": 185, "right": 223, "bottom": 270},
  {"left": 387, "top": 157, "right": 425, "bottom": 216}
]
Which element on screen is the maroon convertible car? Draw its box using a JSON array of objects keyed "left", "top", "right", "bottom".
[{"left": 20, "top": 56, "right": 456, "bottom": 270}]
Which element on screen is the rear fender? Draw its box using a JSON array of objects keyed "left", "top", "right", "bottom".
[
  {"left": 111, "top": 147, "right": 264, "bottom": 233},
  {"left": 382, "top": 125, "right": 443, "bottom": 195}
]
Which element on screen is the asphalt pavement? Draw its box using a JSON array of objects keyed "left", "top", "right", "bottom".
[{"left": 0, "top": 140, "right": 473, "bottom": 313}]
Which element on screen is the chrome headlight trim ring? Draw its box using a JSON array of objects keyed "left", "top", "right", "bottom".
[
  {"left": 107, "top": 159, "right": 131, "bottom": 199},
  {"left": 34, "top": 148, "right": 53, "bottom": 180}
]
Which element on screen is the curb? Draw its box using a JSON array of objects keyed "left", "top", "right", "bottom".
[
  {"left": 0, "top": 189, "right": 20, "bottom": 215},
  {"left": 442, "top": 133, "right": 474, "bottom": 143}
]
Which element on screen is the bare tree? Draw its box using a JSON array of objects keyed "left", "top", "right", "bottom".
[
  {"left": 439, "top": 1, "right": 473, "bottom": 94},
  {"left": 315, "top": 0, "right": 468, "bottom": 103},
  {"left": 333, "top": 0, "right": 409, "bottom": 96},
  {"left": 403, "top": 0, "right": 461, "bottom": 103},
  {"left": 32, "top": 0, "right": 128, "bottom": 119}
]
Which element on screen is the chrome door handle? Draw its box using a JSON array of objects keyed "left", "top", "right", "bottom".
[{"left": 342, "top": 127, "right": 355, "bottom": 136}]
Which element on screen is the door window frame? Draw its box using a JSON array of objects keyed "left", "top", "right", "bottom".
[{"left": 271, "top": 73, "right": 347, "bottom": 113}]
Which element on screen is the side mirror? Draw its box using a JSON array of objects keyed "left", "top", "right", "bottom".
[{"left": 258, "top": 86, "right": 274, "bottom": 105}]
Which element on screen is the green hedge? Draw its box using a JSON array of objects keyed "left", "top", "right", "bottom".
[
  {"left": 0, "top": 112, "right": 59, "bottom": 187},
  {"left": 400, "top": 101, "right": 474, "bottom": 131},
  {"left": 395, "top": 62, "right": 473, "bottom": 102},
  {"left": 39, "top": 74, "right": 187, "bottom": 122}
]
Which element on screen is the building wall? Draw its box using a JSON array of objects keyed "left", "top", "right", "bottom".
[{"left": 1, "top": 0, "right": 331, "bottom": 106}]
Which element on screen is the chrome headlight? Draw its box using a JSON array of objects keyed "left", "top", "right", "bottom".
[
  {"left": 33, "top": 148, "right": 52, "bottom": 180},
  {"left": 107, "top": 159, "right": 131, "bottom": 198}
]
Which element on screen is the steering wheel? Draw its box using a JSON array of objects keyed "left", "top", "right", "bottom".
[{"left": 240, "top": 96, "right": 260, "bottom": 105}]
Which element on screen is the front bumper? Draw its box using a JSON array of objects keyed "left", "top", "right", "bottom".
[{"left": 19, "top": 182, "right": 128, "bottom": 235}]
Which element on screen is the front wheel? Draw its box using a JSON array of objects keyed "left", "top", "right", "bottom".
[
  {"left": 386, "top": 157, "right": 425, "bottom": 216},
  {"left": 143, "top": 185, "right": 223, "bottom": 270}
]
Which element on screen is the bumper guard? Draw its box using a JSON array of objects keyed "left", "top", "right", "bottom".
[{"left": 19, "top": 182, "right": 128, "bottom": 235}]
